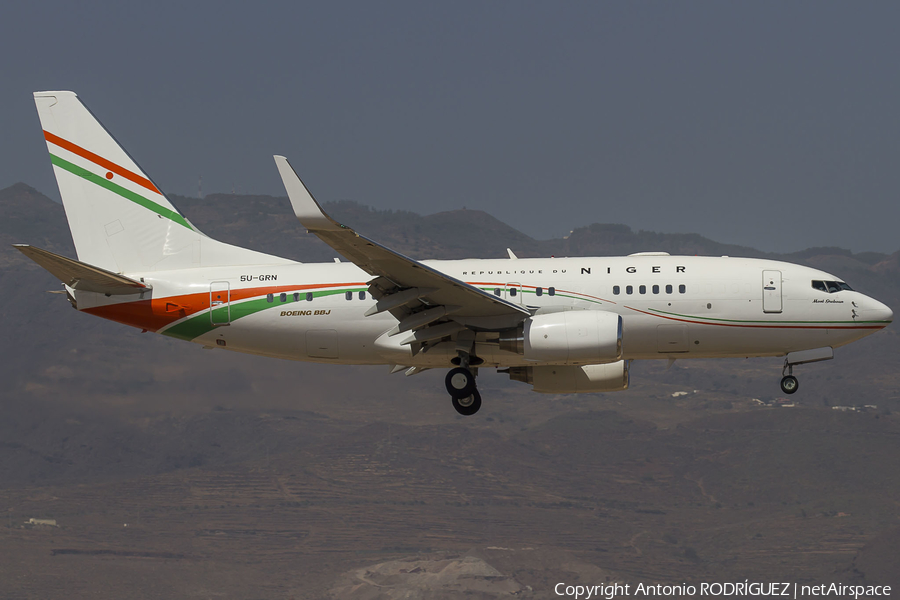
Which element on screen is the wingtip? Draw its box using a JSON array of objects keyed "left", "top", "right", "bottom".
[{"left": 273, "top": 155, "right": 343, "bottom": 231}]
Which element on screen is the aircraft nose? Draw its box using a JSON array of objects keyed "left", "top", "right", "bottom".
[{"left": 863, "top": 297, "right": 893, "bottom": 324}]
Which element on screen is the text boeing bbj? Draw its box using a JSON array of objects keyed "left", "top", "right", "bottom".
[{"left": 17, "top": 91, "right": 893, "bottom": 415}]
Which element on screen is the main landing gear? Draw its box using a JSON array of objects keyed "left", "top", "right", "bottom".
[
  {"left": 445, "top": 353, "right": 481, "bottom": 416},
  {"left": 451, "top": 388, "right": 482, "bottom": 416}
]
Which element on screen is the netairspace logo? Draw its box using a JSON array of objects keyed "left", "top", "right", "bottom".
[{"left": 554, "top": 581, "right": 892, "bottom": 599}]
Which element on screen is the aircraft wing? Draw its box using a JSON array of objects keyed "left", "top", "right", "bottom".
[
  {"left": 14, "top": 244, "right": 151, "bottom": 295},
  {"left": 274, "top": 156, "right": 529, "bottom": 334}
]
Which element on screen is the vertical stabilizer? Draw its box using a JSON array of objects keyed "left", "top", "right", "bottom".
[{"left": 33, "top": 91, "right": 290, "bottom": 273}]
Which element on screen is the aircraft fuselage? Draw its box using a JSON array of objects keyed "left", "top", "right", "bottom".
[{"left": 74, "top": 254, "right": 891, "bottom": 367}]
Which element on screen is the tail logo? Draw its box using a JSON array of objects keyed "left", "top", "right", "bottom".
[{"left": 43, "top": 130, "right": 192, "bottom": 230}]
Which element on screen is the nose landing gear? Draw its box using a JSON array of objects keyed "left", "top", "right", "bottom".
[
  {"left": 780, "top": 376, "right": 799, "bottom": 394},
  {"left": 777, "top": 347, "right": 834, "bottom": 396},
  {"left": 781, "top": 346, "right": 834, "bottom": 394},
  {"left": 780, "top": 361, "right": 799, "bottom": 394}
]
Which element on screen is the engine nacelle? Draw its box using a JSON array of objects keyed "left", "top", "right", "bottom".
[
  {"left": 501, "top": 310, "right": 622, "bottom": 364},
  {"left": 508, "top": 361, "right": 630, "bottom": 393}
]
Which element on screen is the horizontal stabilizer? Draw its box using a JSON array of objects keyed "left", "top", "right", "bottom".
[{"left": 13, "top": 244, "right": 150, "bottom": 295}]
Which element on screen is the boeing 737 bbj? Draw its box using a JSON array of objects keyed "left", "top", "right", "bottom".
[{"left": 17, "top": 91, "right": 893, "bottom": 415}]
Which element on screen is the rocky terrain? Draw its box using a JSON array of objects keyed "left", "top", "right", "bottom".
[{"left": 1, "top": 183, "right": 898, "bottom": 599}]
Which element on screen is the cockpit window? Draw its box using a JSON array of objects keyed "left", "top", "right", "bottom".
[{"left": 813, "top": 280, "right": 853, "bottom": 293}]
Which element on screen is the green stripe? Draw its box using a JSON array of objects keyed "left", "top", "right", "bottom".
[
  {"left": 50, "top": 154, "right": 191, "bottom": 229},
  {"left": 161, "top": 287, "right": 366, "bottom": 341},
  {"left": 163, "top": 285, "right": 886, "bottom": 342},
  {"left": 166, "top": 285, "right": 595, "bottom": 341},
  {"left": 647, "top": 308, "right": 888, "bottom": 325}
]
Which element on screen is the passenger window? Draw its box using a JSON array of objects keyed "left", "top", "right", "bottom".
[
  {"left": 826, "top": 281, "right": 841, "bottom": 293},
  {"left": 536, "top": 287, "right": 543, "bottom": 297},
  {"left": 613, "top": 285, "right": 620, "bottom": 295},
  {"left": 812, "top": 281, "right": 827, "bottom": 292},
  {"left": 666, "top": 284, "right": 673, "bottom": 294},
  {"left": 345, "top": 291, "right": 352, "bottom": 300},
  {"left": 652, "top": 284, "right": 659, "bottom": 294},
  {"left": 266, "top": 293, "right": 274, "bottom": 303},
  {"left": 510, "top": 287, "right": 517, "bottom": 297},
  {"left": 306, "top": 292, "right": 313, "bottom": 301},
  {"left": 494, "top": 288, "right": 501, "bottom": 296},
  {"left": 639, "top": 285, "right": 646, "bottom": 295},
  {"left": 626, "top": 285, "right": 633, "bottom": 295},
  {"left": 279, "top": 293, "right": 287, "bottom": 303},
  {"left": 293, "top": 293, "right": 300, "bottom": 302},
  {"left": 359, "top": 291, "right": 366, "bottom": 300},
  {"left": 679, "top": 284, "right": 686, "bottom": 294},
  {"left": 548, "top": 287, "right": 556, "bottom": 296}
]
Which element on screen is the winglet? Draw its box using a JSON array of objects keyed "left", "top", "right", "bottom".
[
  {"left": 507, "top": 248, "right": 518, "bottom": 260},
  {"left": 273, "top": 155, "right": 344, "bottom": 232}
]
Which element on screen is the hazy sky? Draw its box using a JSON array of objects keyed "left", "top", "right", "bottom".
[{"left": 2, "top": 2, "right": 898, "bottom": 253}]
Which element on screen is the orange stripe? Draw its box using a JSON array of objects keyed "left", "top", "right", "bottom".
[
  {"left": 467, "top": 281, "right": 616, "bottom": 304},
  {"left": 43, "top": 130, "right": 161, "bottom": 195}
]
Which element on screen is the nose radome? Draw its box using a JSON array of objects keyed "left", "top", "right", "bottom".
[{"left": 865, "top": 298, "right": 893, "bottom": 323}]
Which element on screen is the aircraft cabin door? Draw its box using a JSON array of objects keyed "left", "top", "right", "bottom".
[
  {"left": 762, "top": 270, "right": 782, "bottom": 314},
  {"left": 505, "top": 282, "right": 523, "bottom": 304},
  {"left": 210, "top": 281, "right": 231, "bottom": 326}
]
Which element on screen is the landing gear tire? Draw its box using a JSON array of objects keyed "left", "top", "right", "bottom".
[
  {"left": 452, "top": 389, "right": 482, "bottom": 416},
  {"left": 780, "top": 375, "right": 799, "bottom": 395},
  {"left": 445, "top": 367, "right": 476, "bottom": 398}
]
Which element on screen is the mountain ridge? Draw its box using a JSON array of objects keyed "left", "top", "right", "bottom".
[{"left": 4, "top": 182, "right": 895, "bottom": 267}]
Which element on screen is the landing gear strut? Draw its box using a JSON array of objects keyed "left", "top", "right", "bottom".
[
  {"left": 445, "top": 351, "right": 481, "bottom": 416},
  {"left": 776, "top": 347, "right": 833, "bottom": 396}
]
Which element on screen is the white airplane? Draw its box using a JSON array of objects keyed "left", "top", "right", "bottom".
[{"left": 17, "top": 91, "right": 893, "bottom": 415}]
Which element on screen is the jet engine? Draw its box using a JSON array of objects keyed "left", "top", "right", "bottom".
[
  {"left": 499, "top": 310, "right": 622, "bottom": 364},
  {"left": 507, "top": 361, "right": 630, "bottom": 393}
]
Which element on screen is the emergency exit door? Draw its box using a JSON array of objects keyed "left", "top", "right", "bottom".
[
  {"left": 504, "top": 282, "right": 523, "bottom": 304},
  {"left": 762, "top": 270, "right": 782, "bottom": 314}
]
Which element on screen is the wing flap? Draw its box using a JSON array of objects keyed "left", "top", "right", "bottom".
[{"left": 14, "top": 244, "right": 150, "bottom": 295}]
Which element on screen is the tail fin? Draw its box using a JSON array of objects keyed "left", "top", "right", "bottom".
[{"left": 34, "top": 91, "right": 290, "bottom": 273}]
